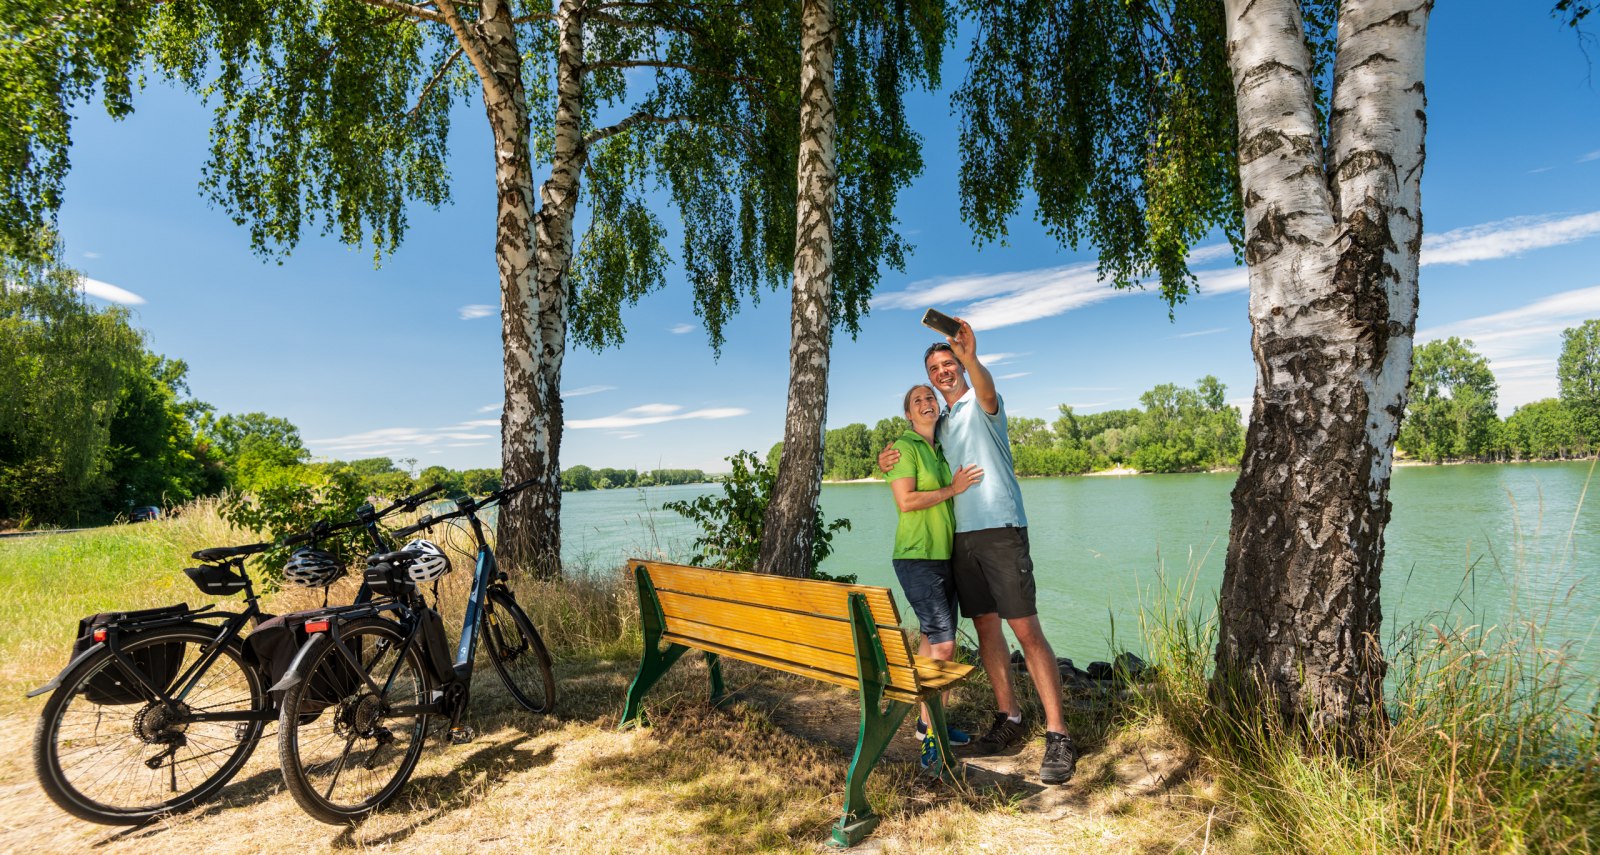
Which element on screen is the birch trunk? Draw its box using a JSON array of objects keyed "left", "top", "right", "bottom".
[
  {"left": 758, "top": 0, "right": 838, "bottom": 578},
  {"left": 1214, "top": 0, "right": 1429, "bottom": 743},
  {"left": 491, "top": 0, "right": 585, "bottom": 579}
]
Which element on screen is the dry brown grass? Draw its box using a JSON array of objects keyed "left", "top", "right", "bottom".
[
  {"left": 1, "top": 652, "right": 1228, "bottom": 854},
  {"left": 2, "top": 502, "right": 1232, "bottom": 853}
]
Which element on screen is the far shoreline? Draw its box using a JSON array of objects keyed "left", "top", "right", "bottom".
[{"left": 816, "top": 457, "right": 1596, "bottom": 485}]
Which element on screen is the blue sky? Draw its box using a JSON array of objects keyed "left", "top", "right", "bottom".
[{"left": 53, "top": 4, "right": 1600, "bottom": 473}]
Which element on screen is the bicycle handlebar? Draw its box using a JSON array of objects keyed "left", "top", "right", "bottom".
[{"left": 390, "top": 477, "right": 538, "bottom": 539}]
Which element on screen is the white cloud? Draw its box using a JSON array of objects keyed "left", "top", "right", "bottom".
[
  {"left": 978, "top": 352, "right": 1025, "bottom": 366},
  {"left": 1420, "top": 211, "right": 1600, "bottom": 266},
  {"left": 477, "top": 403, "right": 501, "bottom": 413},
  {"left": 669, "top": 323, "right": 694, "bottom": 334},
  {"left": 568, "top": 405, "right": 748, "bottom": 430},
  {"left": 1528, "top": 166, "right": 1555, "bottom": 174},
  {"left": 996, "top": 372, "right": 1032, "bottom": 380},
  {"left": 82, "top": 251, "right": 100, "bottom": 259},
  {"left": 79, "top": 277, "right": 145, "bottom": 305},
  {"left": 872, "top": 211, "right": 1600, "bottom": 330},
  {"left": 1418, "top": 285, "right": 1600, "bottom": 410},
  {"left": 308, "top": 425, "right": 498, "bottom": 456},
  {"left": 459, "top": 304, "right": 496, "bottom": 320},
  {"left": 459, "top": 419, "right": 501, "bottom": 428},
  {"left": 1194, "top": 267, "right": 1250, "bottom": 294},
  {"left": 562, "top": 384, "right": 615, "bottom": 398},
  {"left": 1174, "top": 327, "right": 1228, "bottom": 339},
  {"left": 1579, "top": 150, "right": 1600, "bottom": 163},
  {"left": 1186, "top": 243, "right": 1235, "bottom": 264}
]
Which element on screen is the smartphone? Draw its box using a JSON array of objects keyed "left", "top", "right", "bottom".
[{"left": 921, "top": 308, "right": 962, "bottom": 338}]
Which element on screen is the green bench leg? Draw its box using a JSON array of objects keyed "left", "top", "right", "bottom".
[
  {"left": 922, "top": 694, "right": 961, "bottom": 784},
  {"left": 831, "top": 593, "right": 916, "bottom": 848},
  {"left": 619, "top": 565, "right": 689, "bottom": 729},
  {"left": 706, "top": 651, "right": 727, "bottom": 706}
]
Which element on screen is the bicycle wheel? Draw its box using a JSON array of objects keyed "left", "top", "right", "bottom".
[
  {"left": 482, "top": 589, "right": 555, "bottom": 714},
  {"left": 33, "top": 623, "right": 266, "bottom": 824},
  {"left": 277, "top": 616, "right": 432, "bottom": 824}
]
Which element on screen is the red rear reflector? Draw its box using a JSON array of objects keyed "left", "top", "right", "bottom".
[
  {"left": 303, "top": 620, "right": 330, "bottom": 634},
  {"left": 92, "top": 628, "right": 107, "bottom": 643}
]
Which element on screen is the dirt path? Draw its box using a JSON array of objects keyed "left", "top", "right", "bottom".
[{"left": 0, "top": 660, "right": 1216, "bottom": 854}]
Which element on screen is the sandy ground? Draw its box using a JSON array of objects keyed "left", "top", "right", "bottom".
[{"left": 1, "top": 659, "right": 1217, "bottom": 854}]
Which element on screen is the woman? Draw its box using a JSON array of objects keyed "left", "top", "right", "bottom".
[{"left": 886, "top": 383, "right": 982, "bottom": 765}]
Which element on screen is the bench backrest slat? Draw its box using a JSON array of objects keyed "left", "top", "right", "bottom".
[
  {"left": 635, "top": 560, "right": 923, "bottom": 694},
  {"left": 663, "top": 617, "right": 922, "bottom": 692},
  {"left": 646, "top": 561, "right": 902, "bottom": 626}
]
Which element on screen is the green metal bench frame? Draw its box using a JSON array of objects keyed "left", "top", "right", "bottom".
[{"left": 617, "top": 562, "right": 963, "bottom": 848}]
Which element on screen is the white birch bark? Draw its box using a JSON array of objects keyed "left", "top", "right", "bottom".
[
  {"left": 440, "top": 0, "right": 571, "bottom": 578},
  {"left": 758, "top": 0, "right": 838, "bottom": 578},
  {"left": 1215, "top": 0, "right": 1430, "bottom": 740}
]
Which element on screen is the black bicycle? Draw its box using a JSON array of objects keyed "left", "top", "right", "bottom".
[
  {"left": 272, "top": 479, "right": 555, "bottom": 823},
  {"left": 27, "top": 484, "right": 444, "bottom": 825}
]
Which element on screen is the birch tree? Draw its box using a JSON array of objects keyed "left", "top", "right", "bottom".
[
  {"left": 2, "top": 0, "right": 801, "bottom": 577},
  {"left": 758, "top": 0, "right": 948, "bottom": 577},
  {"left": 955, "top": 0, "right": 1430, "bottom": 742}
]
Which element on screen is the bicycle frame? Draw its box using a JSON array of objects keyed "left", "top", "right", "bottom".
[
  {"left": 273, "top": 483, "right": 527, "bottom": 724},
  {"left": 452, "top": 512, "right": 499, "bottom": 681}
]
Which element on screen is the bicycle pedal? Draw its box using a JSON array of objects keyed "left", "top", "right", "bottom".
[{"left": 449, "top": 725, "right": 476, "bottom": 745}]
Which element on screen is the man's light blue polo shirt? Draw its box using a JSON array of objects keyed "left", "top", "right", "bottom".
[{"left": 935, "top": 387, "right": 1027, "bottom": 532}]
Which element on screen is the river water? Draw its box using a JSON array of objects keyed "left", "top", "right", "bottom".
[{"left": 555, "top": 462, "right": 1600, "bottom": 677}]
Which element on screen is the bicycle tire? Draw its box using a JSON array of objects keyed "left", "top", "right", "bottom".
[
  {"left": 277, "top": 616, "right": 432, "bottom": 824},
  {"left": 33, "top": 623, "right": 266, "bottom": 824},
  {"left": 482, "top": 589, "right": 556, "bottom": 714}
]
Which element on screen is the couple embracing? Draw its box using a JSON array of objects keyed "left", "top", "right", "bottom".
[{"left": 881, "top": 317, "right": 1077, "bottom": 786}]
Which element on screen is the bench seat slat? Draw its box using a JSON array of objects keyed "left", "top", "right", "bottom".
[
  {"left": 661, "top": 632, "right": 931, "bottom": 705},
  {"left": 912, "top": 655, "right": 975, "bottom": 692},
  {"left": 644, "top": 561, "right": 902, "bottom": 627},
  {"left": 655, "top": 589, "right": 916, "bottom": 669},
  {"left": 661, "top": 617, "right": 924, "bottom": 695}
]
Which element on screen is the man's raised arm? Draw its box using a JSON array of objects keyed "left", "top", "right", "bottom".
[{"left": 951, "top": 317, "right": 999, "bottom": 415}]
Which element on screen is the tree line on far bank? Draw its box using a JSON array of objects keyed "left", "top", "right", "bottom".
[
  {"left": 1397, "top": 323, "right": 1600, "bottom": 463},
  {"left": 763, "top": 375, "right": 1248, "bottom": 482}
]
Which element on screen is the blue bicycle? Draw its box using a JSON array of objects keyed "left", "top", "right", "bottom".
[{"left": 272, "top": 479, "right": 555, "bottom": 823}]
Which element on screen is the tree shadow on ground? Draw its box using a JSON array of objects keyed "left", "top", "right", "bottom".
[
  {"left": 581, "top": 659, "right": 1035, "bottom": 849},
  {"left": 330, "top": 733, "right": 553, "bottom": 849}
]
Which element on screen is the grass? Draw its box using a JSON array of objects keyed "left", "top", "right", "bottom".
[
  {"left": 14, "top": 497, "right": 1594, "bottom": 852},
  {"left": 0, "top": 500, "right": 1222, "bottom": 853},
  {"left": 1134, "top": 548, "right": 1600, "bottom": 854}
]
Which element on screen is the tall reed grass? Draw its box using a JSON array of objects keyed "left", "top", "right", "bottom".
[{"left": 1135, "top": 549, "right": 1600, "bottom": 853}]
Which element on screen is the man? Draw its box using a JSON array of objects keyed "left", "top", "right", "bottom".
[{"left": 878, "top": 317, "right": 1076, "bottom": 785}]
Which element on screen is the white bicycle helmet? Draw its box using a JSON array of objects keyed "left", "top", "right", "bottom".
[
  {"left": 401, "top": 539, "right": 452, "bottom": 583},
  {"left": 283, "top": 548, "right": 344, "bottom": 588}
]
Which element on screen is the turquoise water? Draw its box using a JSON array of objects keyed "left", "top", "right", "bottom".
[{"left": 557, "top": 462, "right": 1600, "bottom": 675}]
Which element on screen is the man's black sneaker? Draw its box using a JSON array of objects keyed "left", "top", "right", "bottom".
[
  {"left": 1040, "top": 731, "right": 1078, "bottom": 784},
  {"left": 970, "top": 712, "right": 1026, "bottom": 756}
]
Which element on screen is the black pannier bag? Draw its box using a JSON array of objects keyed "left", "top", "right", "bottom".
[
  {"left": 70, "top": 605, "right": 190, "bottom": 705},
  {"left": 417, "top": 607, "right": 457, "bottom": 683},
  {"left": 247, "top": 614, "right": 366, "bottom": 715}
]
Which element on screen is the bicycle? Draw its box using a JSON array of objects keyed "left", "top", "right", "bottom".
[
  {"left": 28, "top": 484, "right": 445, "bottom": 825},
  {"left": 273, "top": 479, "right": 555, "bottom": 823}
]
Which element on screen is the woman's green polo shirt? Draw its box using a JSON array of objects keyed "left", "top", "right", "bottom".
[{"left": 886, "top": 429, "right": 955, "bottom": 560}]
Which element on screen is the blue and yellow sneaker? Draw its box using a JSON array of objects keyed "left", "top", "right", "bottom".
[
  {"left": 916, "top": 721, "right": 972, "bottom": 747},
  {"left": 919, "top": 732, "right": 939, "bottom": 770}
]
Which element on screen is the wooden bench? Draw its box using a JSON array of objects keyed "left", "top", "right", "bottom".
[{"left": 617, "top": 559, "right": 974, "bottom": 847}]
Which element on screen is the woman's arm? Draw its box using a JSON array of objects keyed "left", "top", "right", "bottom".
[{"left": 889, "top": 464, "right": 983, "bottom": 513}]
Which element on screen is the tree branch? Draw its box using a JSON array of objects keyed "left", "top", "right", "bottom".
[
  {"left": 584, "top": 59, "right": 760, "bottom": 87},
  {"left": 353, "top": 0, "right": 445, "bottom": 24},
  {"left": 432, "top": 0, "right": 512, "bottom": 107},
  {"left": 585, "top": 8, "right": 703, "bottom": 34},
  {"left": 583, "top": 112, "right": 693, "bottom": 145},
  {"left": 409, "top": 47, "right": 464, "bottom": 117}
]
